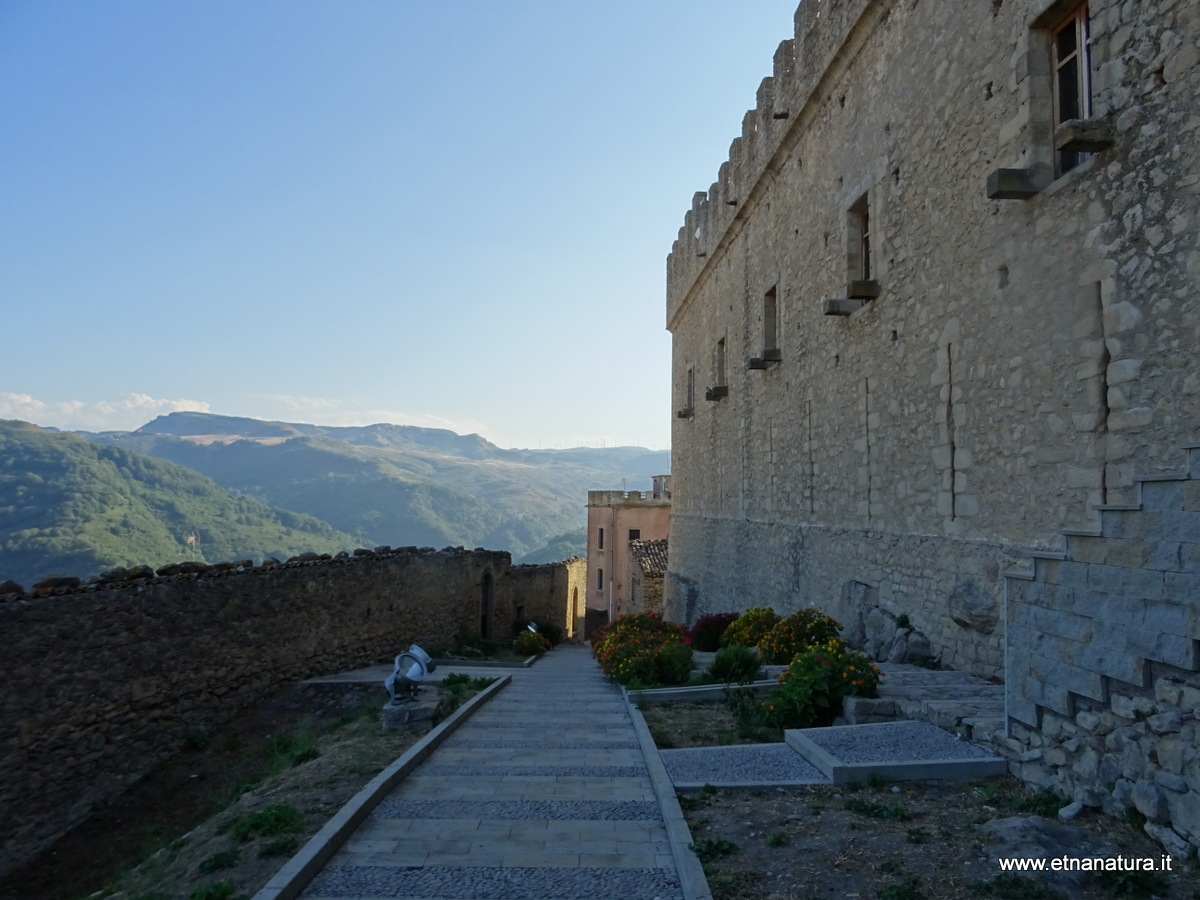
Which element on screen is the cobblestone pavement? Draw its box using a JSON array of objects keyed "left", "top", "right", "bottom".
[{"left": 301, "top": 646, "right": 689, "bottom": 900}]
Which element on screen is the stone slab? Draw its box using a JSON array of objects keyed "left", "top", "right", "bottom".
[{"left": 785, "top": 720, "right": 1008, "bottom": 784}]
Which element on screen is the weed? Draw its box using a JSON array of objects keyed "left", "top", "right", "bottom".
[
  {"left": 1011, "top": 789, "right": 1066, "bottom": 817},
  {"left": 880, "top": 859, "right": 904, "bottom": 874},
  {"left": 879, "top": 875, "right": 924, "bottom": 900},
  {"left": 197, "top": 849, "right": 239, "bottom": 874},
  {"left": 677, "top": 793, "right": 710, "bottom": 812},
  {"left": 844, "top": 797, "right": 912, "bottom": 821},
  {"left": 971, "top": 875, "right": 1067, "bottom": 899},
  {"left": 231, "top": 804, "right": 303, "bottom": 841},
  {"left": 905, "top": 826, "right": 929, "bottom": 844},
  {"left": 895, "top": 614, "right": 912, "bottom": 630},
  {"left": 1125, "top": 807, "right": 1147, "bottom": 829},
  {"left": 258, "top": 835, "right": 299, "bottom": 858},
  {"left": 975, "top": 781, "right": 1002, "bottom": 803},
  {"left": 706, "top": 870, "right": 766, "bottom": 897},
  {"left": 766, "top": 831, "right": 788, "bottom": 847},
  {"left": 128, "top": 894, "right": 170, "bottom": 900},
  {"left": 689, "top": 836, "right": 739, "bottom": 863},
  {"left": 188, "top": 882, "right": 245, "bottom": 900},
  {"left": 1097, "top": 868, "right": 1170, "bottom": 897},
  {"left": 266, "top": 732, "right": 319, "bottom": 771},
  {"left": 866, "top": 773, "right": 885, "bottom": 789},
  {"left": 701, "top": 783, "right": 719, "bottom": 796},
  {"left": 334, "top": 700, "right": 381, "bottom": 729}
]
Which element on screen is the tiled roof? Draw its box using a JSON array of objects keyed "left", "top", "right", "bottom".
[{"left": 629, "top": 538, "right": 668, "bottom": 576}]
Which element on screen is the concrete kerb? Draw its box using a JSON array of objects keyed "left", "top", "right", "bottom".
[
  {"left": 251, "top": 674, "right": 511, "bottom": 900},
  {"left": 432, "top": 655, "right": 540, "bottom": 668},
  {"left": 623, "top": 688, "right": 713, "bottom": 900}
]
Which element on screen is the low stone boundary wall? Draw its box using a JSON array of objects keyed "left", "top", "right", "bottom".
[{"left": 0, "top": 545, "right": 577, "bottom": 877}]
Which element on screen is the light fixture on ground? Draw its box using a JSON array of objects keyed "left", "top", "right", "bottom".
[{"left": 384, "top": 644, "right": 437, "bottom": 703}]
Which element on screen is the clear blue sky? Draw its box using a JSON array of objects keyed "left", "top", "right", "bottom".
[{"left": 2, "top": 1, "right": 799, "bottom": 450}]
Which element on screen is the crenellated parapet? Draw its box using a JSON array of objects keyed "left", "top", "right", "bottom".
[
  {"left": 0, "top": 544, "right": 508, "bottom": 602},
  {"left": 666, "top": 0, "right": 875, "bottom": 327},
  {"left": 587, "top": 489, "right": 672, "bottom": 508}
]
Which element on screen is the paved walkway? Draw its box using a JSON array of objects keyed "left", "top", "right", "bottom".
[{"left": 300, "top": 646, "right": 695, "bottom": 900}]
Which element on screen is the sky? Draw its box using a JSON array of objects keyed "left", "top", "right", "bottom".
[{"left": 1, "top": 1, "right": 800, "bottom": 451}]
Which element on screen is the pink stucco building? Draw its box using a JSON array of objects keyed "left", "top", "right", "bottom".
[{"left": 585, "top": 475, "right": 671, "bottom": 624}]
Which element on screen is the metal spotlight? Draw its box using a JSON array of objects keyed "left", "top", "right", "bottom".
[{"left": 385, "top": 644, "right": 438, "bottom": 703}]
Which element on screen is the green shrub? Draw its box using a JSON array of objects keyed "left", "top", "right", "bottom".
[
  {"left": 756, "top": 608, "right": 843, "bottom": 664},
  {"left": 655, "top": 642, "right": 695, "bottom": 685},
  {"left": 724, "top": 687, "right": 775, "bottom": 741},
  {"left": 688, "top": 613, "right": 740, "bottom": 651},
  {"left": 514, "top": 629, "right": 551, "bottom": 656},
  {"left": 706, "top": 645, "right": 762, "bottom": 684},
  {"left": 593, "top": 612, "right": 692, "bottom": 687},
  {"left": 762, "top": 641, "right": 882, "bottom": 729},
  {"left": 720, "top": 607, "right": 780, "bottom": 649}
]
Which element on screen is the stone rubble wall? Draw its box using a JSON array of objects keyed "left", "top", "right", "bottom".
[
  {"left": 999, "top": 447, "right": 1200, "bottom": 858},
  {"left": 0, "top": 546, "right": 574, "bottom": 877},
  {"left": 511, "top": 557, "right": 588, "bottom": 641},
  {"left": 664, "top": 0, "right": 1199, "bottom": 668}
]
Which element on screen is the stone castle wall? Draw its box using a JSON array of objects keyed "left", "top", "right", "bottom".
[
  {"left": 665, "top": 0, "right": 1199, "bottom": 675},
  {"left": 0, "top": 546, "right": 574, "bottom": 877}
]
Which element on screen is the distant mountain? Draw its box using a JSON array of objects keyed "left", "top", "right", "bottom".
[
  {"left": 0, "top": 421, "right": 362, "bottom": 587},
  {"left": 82, "top": 412, "right": 669, "bottom": 562},
  {"left": 517, "top": 530, "right": 588, "bottom": 565}
]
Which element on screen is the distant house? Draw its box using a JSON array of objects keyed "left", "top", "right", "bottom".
[
  {"left": 586, "top": 475, "right": 671, "bottom": 626},
  {"left": 629, "top": 538, "right": 668, "bottom": 615}
]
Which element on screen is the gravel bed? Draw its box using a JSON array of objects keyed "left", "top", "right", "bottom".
[
  {"left": 421, "top": 764, "right": 648, "bottom": 778},
  {"left": 373, "top": 799, "right": 663, "bottom": 821},
  {"left": 659, "top": 743, "right": 828, "bottom": 785},
  {"left": 304, "top": 864, "right": 682, "bottom": 899},
  {"left": 805, "top": 720, "right": 999, "bottom": 762}
]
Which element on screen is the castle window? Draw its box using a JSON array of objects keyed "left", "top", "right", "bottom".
[
  {"left": 850, "top": 194, "right": 871, "bottom": 281},
  {"left": 763, "top": 286, "right": 779, "bottom": 355},
  {"left": 707, "top": 337, "right": 730, "bottom": 399},
  {"left": 629, "top": 528, "right": 641, "bottom": 541},
  {"left": 597, "top": 568, "right": 604, "bottom": 591},
  {"left": 1052, "top": 5, "right": 1093, "bottom": 175},
  {"left": 598, "top": 527, "right": 604, "bottom": 550},
  {"left": 678, "top": 366, "right": 696, "bottom": 417}
]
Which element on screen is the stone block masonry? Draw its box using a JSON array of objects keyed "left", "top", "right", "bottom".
[
  {"left": 0, "top": 546, "right": 576, "bottom": 878},
  {"left": 1000, "top": 446, "right": 1200, "bottom": 856}
]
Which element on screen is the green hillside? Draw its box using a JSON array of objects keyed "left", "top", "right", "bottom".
[
  {"left": 86, "top": 413, "right": 670, "bottom": 561},
  {"left": 0, "top": 421, "right": 360, "bottom": 586}
]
